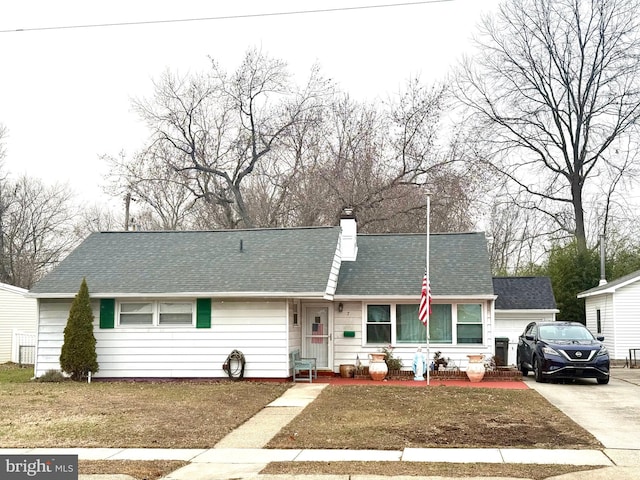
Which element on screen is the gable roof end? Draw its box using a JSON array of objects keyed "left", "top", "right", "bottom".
[{"left": 577, "top": 268, "right": 640, "bottom": 298}]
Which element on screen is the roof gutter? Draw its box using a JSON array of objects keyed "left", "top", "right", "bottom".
[{"left": 27, "top": 291, "right": 329, "bottom": 300}]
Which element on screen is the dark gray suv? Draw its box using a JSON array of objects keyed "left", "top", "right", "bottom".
[{"left": 517, "top": 321, "right": 610, "bottom": 384}]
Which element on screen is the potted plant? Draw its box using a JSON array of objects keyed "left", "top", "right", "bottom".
[
  {"left": 433, "top": 351, "right": 448, "bottom": 371},
  {"left": 381, "top": 345, "right": 403, "bottom": 372}
]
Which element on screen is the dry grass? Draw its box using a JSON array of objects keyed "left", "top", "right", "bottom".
[
  {"left": 262, "top": 461, "right": 604, "bottom": 479},
  {"left": 0, "top": 375, "right": 289, "bottom": 448},
  {"left": 79, "top": 460, "right": 187, "bottom": 480},
  {"left": 267, "top": 385, "right": 602, "bottom": 450},
  {"left": 1, "top": 363, "right": 604, "bottom": 479}
]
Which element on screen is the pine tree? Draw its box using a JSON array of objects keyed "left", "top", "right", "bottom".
[{"left": 59, "top": 278, "right": 99, "bottom": 380}]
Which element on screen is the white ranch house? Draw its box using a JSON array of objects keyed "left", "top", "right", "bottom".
[{"left": 29, "top": 213, "right": 556, "bottom": 379}]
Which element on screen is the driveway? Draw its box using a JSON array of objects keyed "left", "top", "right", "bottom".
[{"left": 525, "top": 368, "right": 640, "bottom": 450}]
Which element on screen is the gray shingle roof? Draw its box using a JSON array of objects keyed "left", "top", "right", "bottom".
[
  {"left": 492, "top": 276, "right": 557, "bottom": 310},
  {"left": 577, "top": 268, "right": 640, "bottom": 297},
  {"left": 335, "top": 232, "right": 494, "bottom": 296},
  {"left": 31, "top": 228, "right": 494, "bottom": 299},
  {"left": 30, "top": 227, "right": 341, "bottom": 296}
]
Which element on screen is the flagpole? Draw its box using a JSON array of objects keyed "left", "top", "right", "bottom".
[{"left": 426, "top": 193, "right": 431, "bottom": 386}]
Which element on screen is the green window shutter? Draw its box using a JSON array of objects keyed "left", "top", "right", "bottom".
[
  {"left": 196, "top": 298, "right": 211, "bottom": 328},
  {"left": 100, "top": 299, "right": 115, "bottom": 329}
]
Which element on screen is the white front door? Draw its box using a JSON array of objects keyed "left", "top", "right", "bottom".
[{"left": 303, "top": 305, "right": 331, "bottom": 369}]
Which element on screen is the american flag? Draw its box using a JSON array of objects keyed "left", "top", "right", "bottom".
[
  {"left": 419, "top": 270, "right": 432, "bottom": 326},
  {"left": 311, "top": 322, "right": 323, "bottom": 343}
]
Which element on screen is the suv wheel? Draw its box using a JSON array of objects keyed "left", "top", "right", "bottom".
[
  {"left": 534, "top": 357, "right": 546, "bottom": 383},
  {"left": 517, "top": 354, "right": 529, "bottom": 376},
  {"left": 597, "top": 377, "right": 610, "bottom": 385}
]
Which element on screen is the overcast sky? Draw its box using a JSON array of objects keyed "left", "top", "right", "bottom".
[{"left": 1, "top": 0, "right": 501, "bottom": 208}]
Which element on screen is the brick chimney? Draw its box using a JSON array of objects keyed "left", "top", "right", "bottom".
[{"left": 340, "top": 207, "right": 358, "bottom": 261}]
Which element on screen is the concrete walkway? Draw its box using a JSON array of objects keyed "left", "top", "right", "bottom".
[{"left": 5, "top": 370, "right": 640, "bottom": 480}]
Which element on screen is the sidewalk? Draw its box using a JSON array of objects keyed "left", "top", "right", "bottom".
[{"left": 5, "top": 377, "right": 640, "bottom": 480}]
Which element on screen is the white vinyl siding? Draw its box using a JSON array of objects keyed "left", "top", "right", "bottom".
[
  {"left": 610, "top": 283, "right": 640, "bottom": 360},
  {"left": 35, "top": 298, "right": 288, "bottom": 379},
  {"left": 0, "top": 284, "right": 37, "bottom": 363},
  {"left": 585, "top": 294, "right": 616, "bottom": 358},
  {"left": 332, "top": 300, "right": 493, "bottom": 373},
  {"left": 332, "top": 301, "right": 364, "bottom": 371}
]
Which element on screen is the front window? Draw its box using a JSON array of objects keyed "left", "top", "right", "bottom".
[
  {"left": 366, "top": 302, "right": 483, "bottom": 345},
  {"left": 396, "top": 304, "right": 425, "bottom": 343},
  {"left": 366, "top": 305, "right": 391, "bottom": 344},
  {"left": 430, "top": 304, "right": 453, "bottom": 343},
  {"left": 118, "top": 301, "right": 194, "bottom": 327},
  {"left": 120, "top": 302, "right": 153, "bottom": 325},
  {"left": 456, "top": 304, "right": 482, "bottom": 344},
  {"left": 159, "top": 302, "right": 193, "bottom": 325}
]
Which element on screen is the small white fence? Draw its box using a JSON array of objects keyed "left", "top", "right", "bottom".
[{"left": 11, "top": 330, "right": 36, "bottom": 366}]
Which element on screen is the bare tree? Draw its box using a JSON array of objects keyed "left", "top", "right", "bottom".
[
  {"left": 456, "top": 0, "right": 640, "bottom": 252},
  {"left": 309, "top": 84, "right": 477, "bottom": 233},
  {"left": 133, "top": 48, "right": 332, "bottom": 229},
  {"left": 104, "top": 149, "right": 199, "bottom": 230},
  {"left": 0, "top": 125, "right": 9, "bottom": 282},
  {"left": 73, "top": 202, "right": 120, "bottom": 235},
  {"left": 486, "top": 194, "right": 555, "bottom": 274},
  {"left": 0, "top": 175, "right": 75, "bottom": 288}
]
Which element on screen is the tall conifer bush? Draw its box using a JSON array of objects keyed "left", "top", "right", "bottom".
[{"left": 59, "top": 278, "right": 98, "bottom": 380}]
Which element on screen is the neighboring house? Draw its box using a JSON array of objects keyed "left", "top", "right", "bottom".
[
  {"left": 577, "top": 269, "right": 640, "bottom": 363},
  {"left": 30, "top": 213, "right": 499, "bottom": 379},
  {"left": 492, "top": 277, "right": 559, "bottom": 366},
  {"left": 0, "top": 282, "right": 37, "bottom": 363}
]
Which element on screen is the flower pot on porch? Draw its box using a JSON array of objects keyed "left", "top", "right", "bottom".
[
  {"left": 368, "top": 353, "right": 388, "bottom": 381},
  {"left": 339, "top": 364, "right": 355, "bottom": 378},
  {"left": 466, "top": 354, "right": 486, "bottom": 382}
]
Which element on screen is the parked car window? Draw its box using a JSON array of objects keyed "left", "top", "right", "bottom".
[{"left": 539, "top": 325, "right": 594, "bottom": 341}]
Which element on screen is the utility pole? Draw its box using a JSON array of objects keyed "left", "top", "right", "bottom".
[{"left": 124, "top": 193, "right": 131, "bottom": 231}]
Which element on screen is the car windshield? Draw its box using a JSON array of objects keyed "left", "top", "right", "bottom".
[{"left": 538, "top": 325, "right": 595, "bottom": 341}]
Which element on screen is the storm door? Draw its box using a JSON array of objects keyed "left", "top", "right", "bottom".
[{"left": 303, "top": 305, "right": 331, "bottom": 369}]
